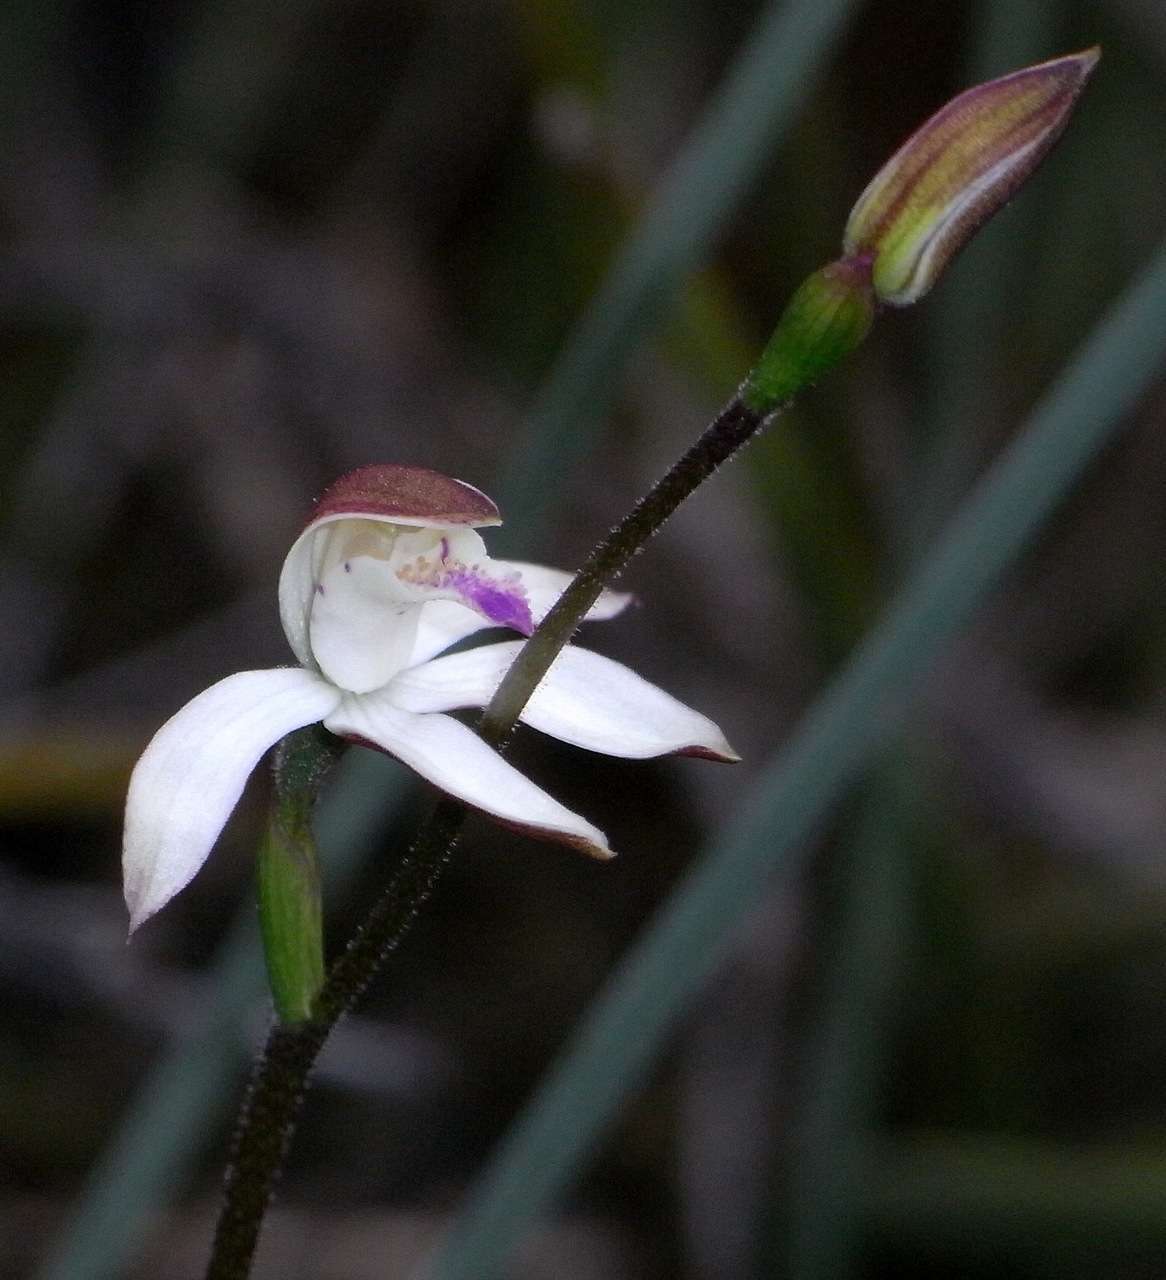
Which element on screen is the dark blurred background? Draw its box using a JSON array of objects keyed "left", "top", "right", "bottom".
[{"left": 2, "top": 0, "right": 1166, "bottom": 1277}]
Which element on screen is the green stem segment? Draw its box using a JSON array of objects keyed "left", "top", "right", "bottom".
[
  {"left": 205, "top": 261, "right": 877, "bottom": 1280},
  {"left": 256, "top": 727, "right": 342, "bottom": 1025},
  {"left": 743, "top": 256, "right": 875, "bottom": 412},
  {"left": 256, "top": 803, "right": 324, "bottom": 1026}
]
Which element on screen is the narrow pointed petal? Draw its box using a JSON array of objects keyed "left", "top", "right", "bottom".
[
  {"left": 123, "top": 669, "right": 342, "bottom": 933},
  {"left": 406, "top": 565, "right": 633, "bottom": 667},
  {"left": 388, "top": 641, "right": 740, "bottom": 761},
  {"left": 323, "top": 693, "right": 613, "bottom": 859}
]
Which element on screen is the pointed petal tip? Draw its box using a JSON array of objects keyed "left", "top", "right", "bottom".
[
  {"left": 122, "top": 861, "right": 177, "bottom": 938},
  {"left": 573, "top": 833, "right": 617, "bottom": 861},
  {"left": 1024, "top": 47, "right": 1099, "bottom": 79},
  {"left": 490, "top": 812, "right": 616, "bottom": 861},
  {"left": 675, "top": 740, "right": 742, "bottom": 764},
  {"left": 1038, "top": 46, "right": 1100, "bottom": 93},
  {"left": 125, "top": 903, "right": 151, "bottom": 940},
  {"left": 123, "top": 873, "right": 172, "bottom": 938},
  {"left": 122, "top": 847, "right": 164, "bottom": 938},
  {"left": 977, "top": 46, "right": 1100, "bottom": 99},
  {"left": 583, "top": 586, "right": 636, "bottom": 625}
]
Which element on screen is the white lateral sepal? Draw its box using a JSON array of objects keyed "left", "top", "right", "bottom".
[
  {"left": 123, "top": 668, "right": 342, "bottom": 932},
  {"left": 324, "top": 690, "right": 614, "bottom": 860},
  {"left": 389, "top": 641, "right": 740, "bottom": 761}
]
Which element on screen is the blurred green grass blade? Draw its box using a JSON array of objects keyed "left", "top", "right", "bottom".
[
  {"left": 424, "top": 237, "right": 1166, "bottom": 1280},
  {"left": 782, "top": 759, "right": 918, "bottom": 1280},
  {"left": 493, "top": 0, "right": 861, "bottom": 543},
  {"left": 38, "top": 931, "right": 262, "bottom": 1280},
  {"left": 867, "top": 1132, "right": 1166, "bottom": 1258},
  {"left": 36, "top": 752, "right": 411, "bottom": 1280}
]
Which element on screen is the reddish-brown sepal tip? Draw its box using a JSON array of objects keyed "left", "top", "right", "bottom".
[{"left": 308, "top": 464, "right": 501, "bottom": 530}]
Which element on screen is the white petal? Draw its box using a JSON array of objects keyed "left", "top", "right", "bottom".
[
  {"left": 409, "top": 600, "right": 501, "bottom": 666},
  {"left": 323, "top": 693, "right": 613, "bottom": 859},
  {"left": 405, "top": 563, "right": 633, "bottom": 668},
  {"left": 278, "top": 526, "right": 323, "bottom": 669},
  {"left": 282, "top": 520, "right": 535, "bottom": 692},
  {"left": 496, "top": 561, "right": 633, "bottom": 626},
  {"left": 304, "top": 521, "right": 424, "bottom": 692},
  {"left": 123, "top": 668, "right": 342, "bottom": 933},
  {"left": 388, "top": 641, "right": 740, "bottom": 761}
]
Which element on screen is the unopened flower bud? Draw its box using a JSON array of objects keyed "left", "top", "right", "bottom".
[{"left": 843, "top": 48, "right": 1099, "bottom": 306}]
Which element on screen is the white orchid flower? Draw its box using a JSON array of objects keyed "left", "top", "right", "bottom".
[{"left": 123, "top": 465, "right": 738, "bottom": 932}]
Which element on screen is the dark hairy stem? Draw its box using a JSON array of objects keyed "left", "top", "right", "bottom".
[
  {"left": 478, "top": 395, "right": 770, "bottom": 745},
  {"left": 205, "top": 1022, "right": 329, "bottom": 1280},
  {"left": 205, "top": 391, "right": 774, "bottom": 1280},
  {"left": 205, "top": 800, "right": 465, "bottom": 1280}
]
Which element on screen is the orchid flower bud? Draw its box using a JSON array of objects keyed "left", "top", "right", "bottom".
[{"left": 843, "top": 48, "right": 1100, "bottom": 306}]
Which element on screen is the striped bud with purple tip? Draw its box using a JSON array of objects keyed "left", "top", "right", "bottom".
[{"left": 844, "top": 48, "right": 1100, "bottom": 306}]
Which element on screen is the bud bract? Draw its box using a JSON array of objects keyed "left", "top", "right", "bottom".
[{"left": 743, "top": 256, "right": 876, "bottom": 411}]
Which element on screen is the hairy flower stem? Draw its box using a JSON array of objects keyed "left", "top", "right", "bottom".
[
  {"left": 206, "top": 1021, "right": 329, "bottom": 1280},
  {"left": 478, "top": 394, "right": 772, "bottom": 744},
  {"left": 203, "top": 392, "right": 775, "bottom": 1280}
]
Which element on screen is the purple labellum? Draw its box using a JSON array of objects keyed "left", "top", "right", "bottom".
[
  {"left": 397, "top": 547, "right": 534, "bottom": 634},
  {"left": 446, "top": 568, "right": 534, "bottom": 635}
]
